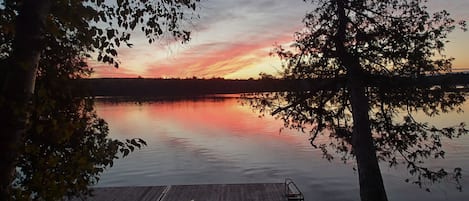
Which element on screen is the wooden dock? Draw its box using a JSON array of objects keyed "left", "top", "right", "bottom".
[{"left": 68, "top": 183, "right": 297, "bottom": 201}]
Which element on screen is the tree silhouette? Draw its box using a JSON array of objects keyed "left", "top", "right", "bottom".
[
  {"left": 11, "top": 54, "right": 145, "bottom": 201},
  {"left": 247, "top": 84, "right": 468, "bottom": 201},
  {"left": 250, "top": 1, "right": 467, "bottom": 201},
  {"left": 0, "top": 0, "right": 200, "bottom": 199},
  {"left": 0, "top": 14, "right": 145, "bottom": 200}
]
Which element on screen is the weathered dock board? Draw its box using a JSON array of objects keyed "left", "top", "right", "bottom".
[
  {"left": 68, "top": 183, "right": 287, "bottom": 201},
  {"left": 162, "top": 183, "right": 285, "bottom": 201},
  {"left": 69, "top": 186, "right": 167, "bottom": 201}
]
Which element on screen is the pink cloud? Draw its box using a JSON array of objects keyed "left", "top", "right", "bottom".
[
  {"left": 141, "top": 33, "right": 294, "bottom": 78},
  {"left": 89, "top": 0, "right": 469, "bottom": 78}
]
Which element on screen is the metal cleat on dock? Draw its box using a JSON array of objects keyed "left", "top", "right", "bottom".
[{"left": 285, "top": 178, "right": 304, "bottom": 201}]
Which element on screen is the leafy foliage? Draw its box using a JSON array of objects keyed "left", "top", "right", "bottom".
[
  {"left": 247, "top": 86, "right": 468, "bottom": 191},
  {"left": 275, "top": 0, "right": 466, "bottom": 79},
  {"left": 0, "top": 0, "right": 200, "bottom": 67},
  {"left": 0, "top": 0, "right": 200, "bottom": 200},
  {"left": 8, "top": 36, "right": 146, "bottom": 201},
  {"left": 247, "top": 0, "right": 468, "bottom": 193}
]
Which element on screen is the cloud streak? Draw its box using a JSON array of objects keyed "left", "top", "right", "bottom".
[{"left": 92, "top": 0, "right": 469, "bottom": 78}]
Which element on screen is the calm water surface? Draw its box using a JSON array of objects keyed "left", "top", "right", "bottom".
[{"left": 95, "top": 96, "right": 469, "bottom": 201}]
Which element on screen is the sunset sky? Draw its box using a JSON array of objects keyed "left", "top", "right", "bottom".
[{"left": 92, "top": 0, "right": 469, "bottom": 79}]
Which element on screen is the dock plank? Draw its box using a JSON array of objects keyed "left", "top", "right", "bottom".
[
  {"left": 68, "top": 186, "right": 166, "bottom": 201},
  {"left": 162, "top": 183, "right": 285, "bottom": 201}
]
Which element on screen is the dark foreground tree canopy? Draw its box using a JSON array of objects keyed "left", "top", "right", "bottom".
[
  {"left": 278, "top": 0, "right": 467, "bottom": 79},
  {"left": 0, "top": 0, "right": 200, "bottom": 67},
  {"left": 0, "top": 0, "right": 200, "bottom": 200},
  {"left": 11, "top": 48, "right": 146, "bottom": 201},
  {"left": 249, "top": 1, "right": 467, "bottom": 201}
]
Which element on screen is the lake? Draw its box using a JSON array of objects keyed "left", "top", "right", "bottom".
[{"left": 95, "top": 95, "right": 469, "bottom": 201}]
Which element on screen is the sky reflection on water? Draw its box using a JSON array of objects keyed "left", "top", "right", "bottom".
[{"left": 95, "top": 96, "right": 469, "bottom": 201}]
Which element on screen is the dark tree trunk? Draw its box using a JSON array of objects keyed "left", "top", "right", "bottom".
[
  {"left": 334, "top": 1, "right": 388, "bottom": 201},
  {"left": 348, "top": 73, "right": 388, "bottom": 201},
  {"left": 0, "top": 0, "right": 50, "bottom": 199}
]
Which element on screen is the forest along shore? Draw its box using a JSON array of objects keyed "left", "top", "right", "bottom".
[{"left": 76, "top": 73, "right": 469, "bottom": 97}]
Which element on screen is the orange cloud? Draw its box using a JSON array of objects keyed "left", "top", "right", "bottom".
[
  {"left": 140, "top": 33, "right": 294, "bottom": 78},
  {"left": 91, "top": 62, "right": 141, "bottom": 78},
  {"left": 90, "top": 0, "right": 469, "bottom": 79}
]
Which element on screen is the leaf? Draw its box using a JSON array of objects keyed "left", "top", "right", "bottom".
[
  {"left": 109, "top": 49, "right": 117, "bottom": 56},
  {"left": 122, "top": 149, "right": 130, "bottom": 157},
  {"left": 130, "top": 139, "right": 138, "bottom": 146},
  {"left": 106, "top": 29, "right": 114, "bottom": 39},
  {"left": 138, "top": 139, "right": 147, "bottom": 146}
]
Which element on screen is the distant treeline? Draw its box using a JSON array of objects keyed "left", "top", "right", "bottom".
[
  {"left": 77, "top": 78, "right": 293, "bottom": 97},
  {"left": 76, "top": 73, "right": 469, "bottom": 97}
]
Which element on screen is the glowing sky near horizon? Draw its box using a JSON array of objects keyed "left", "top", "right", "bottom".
[{"left": 91, "top": 0, "right": 469, "bottom": 79}]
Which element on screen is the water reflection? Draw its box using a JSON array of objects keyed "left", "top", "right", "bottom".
[
  {"left": 96, "top": 95, "right": 469, "bottom": 201},
  {"left": 246, "top": 86, "right": 468, "bottom": 195}
]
